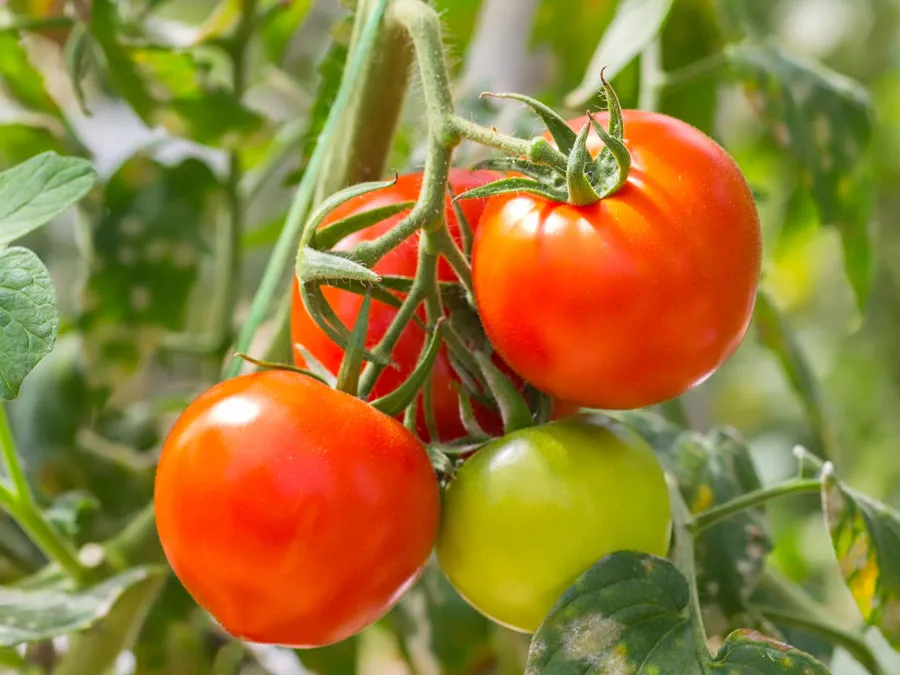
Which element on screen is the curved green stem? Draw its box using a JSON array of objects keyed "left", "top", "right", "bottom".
[
  {"left": 222, "top": 0, "right": 391, "bottom": 380},
  {"left": 687, "top": 478, "right": 822, "bottom": 534},
  {"left": 0, "top": 405, "right": 32, "bottom": 506}
]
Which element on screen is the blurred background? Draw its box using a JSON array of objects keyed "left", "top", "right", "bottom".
[{"left": 1, "top": 0, "right": 899, "bottom": 672}]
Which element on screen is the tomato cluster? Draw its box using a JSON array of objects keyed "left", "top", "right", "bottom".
[{"left": 154, "top": 108, "right": 759, "bottom": 644}]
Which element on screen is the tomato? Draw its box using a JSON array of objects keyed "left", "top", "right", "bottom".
[
  {"left": 291, "top": 169, "right": 573, "bottom": 441},
  {"left": 471, "top": 110, "right": 762, "bottom": 410},
  {"left": 154, "top": 370, "right": 440, "bottom": 647},
  {"left": 435, "top": 413, "right": 671, "bottom": 633}
]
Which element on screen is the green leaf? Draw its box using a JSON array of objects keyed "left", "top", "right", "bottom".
[
  {"left": 44, "top": 491, "right": 100, "bottom": 542},
  {"left": 565, "top": 0, "right": 676, "bottom": 107},
  {"left": 52, "top": 568, "right": 166, "bottom": 675},
  {"left": 728, "top": 44, "right": 874, "bottom": 308},
  {"left": 473, "top": 352, "right": 532, "bottom": 434},
  {"left": 0, "top": 125, "right": 67, "bottom": 169},
  {"left": 0, "top": 567, "right": 165, "bottom": 647},
  {"left": 0, "top": 247, "right": 59, "bottom": 400},
  {"left": 666, "top": 428, "right": 773, "bottom": 633},
  {"left": 822, "top": 466, "right": 900, "bottom": 647},
  {"left": 315, "top": 201, "right": 415, "bottom": 251},
  {"left": 0, "top": 152, "right": 97, "bottom": 245},
  {"left": 78, "top": 156, "right": 220, "bottom": 394},
  {"left": 527, "top": 552, "right": 831, "bottom": 674},
  {"left": 755, "top": 290, "right": 839, "bottom": 459},
  {"left": 262, "top": 0, "right": 315, "bottom": 64},
  {"left": 0, "top": 33, "right": 63, "bottom": 119}
]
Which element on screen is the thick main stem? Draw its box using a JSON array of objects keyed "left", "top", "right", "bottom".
[{"left": 315, "top": 0, "right": 414, "bottom": 201}]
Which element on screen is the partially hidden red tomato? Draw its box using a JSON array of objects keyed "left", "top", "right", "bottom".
[
  {"left": 436, "top": 413, "right": 672, "bottom": 633},
  {"left": 154, "top": 370, "right": 440, "bottom": 647},
  {"left": 291, "top": 169, "right": 576, "bottom": 441},
  {"left": 471, "top": 110, "right": 762, "bottom": 410}
]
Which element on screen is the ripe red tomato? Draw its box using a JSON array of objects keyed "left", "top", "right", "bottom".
[
  {"left": 471, "top": 110, "right": 761, "bottom": 410},
  {"left": 154, "top": 370, "right": 440, "bottom": 647},
  {"left": 291, "top": 169, "right": 573, "bottom": 441},
  {"left": 436, "top": 413, "right": 672, "bottom": 633}
]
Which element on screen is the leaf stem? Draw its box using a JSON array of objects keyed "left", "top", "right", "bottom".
[
  {"left": 0, "top": 404, "right": 32, "bottom": 505},
  {"left": 687, "top": 478, "right": 822, "bottom": 534}
]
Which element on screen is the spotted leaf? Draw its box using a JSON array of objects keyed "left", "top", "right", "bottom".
[
  {"left": 728, "top": 43, "right": 874, "bottom": 308},
  {"left": 526, "top": 552, "right": 831, "bottom": 674},
  {"left": 822, "top": 469, "right": 900, "bottom": 647}
]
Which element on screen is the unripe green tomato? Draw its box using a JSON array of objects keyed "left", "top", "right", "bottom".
[{"left": 435, "top": 413, "right": 672, "bottom": 633}]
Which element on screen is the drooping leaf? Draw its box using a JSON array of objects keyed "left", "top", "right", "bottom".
[
  {"left": 565, "top": 0, "right": 676, "bottom": 107},
  {"left": 52, "top": 569, "right": 167, "bottom": 675},
  {"left": 0, "top": 152, "right": 97, "bottom": 245},
  {"left": 0, "top": 567, "right": 164, "bottom": 647},
  {"left": 0, "top": 33, "right": 63, "bottom": 119},
  {"left": 755, "top": 290, "right": 839, "bottom": 460},
  {"left": 526, "top": 552, "right": 831, "bottom": 674},
  {"left": 78, "top": 156, "right": 220, "bottom": 394},
  {"left": 0, "top": 247, "right": 59, "bottom": 400},
  {"left": 728, "top": 43, "right": 874, "bottom": 308},
  {"left": 822, "top": 468, "right": 900, "bottom": 647}
]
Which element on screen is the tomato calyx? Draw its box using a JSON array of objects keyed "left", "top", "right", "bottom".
[
  {"left": 457, "top": 73, "right": 631, "bottom": 206},
  {"left": 234, "top": 352, "right": 331, "bottom": 384}
]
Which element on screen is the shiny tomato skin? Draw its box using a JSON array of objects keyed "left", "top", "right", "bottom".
[
  {"left": 435, "top": 413, "right": 671, "bottom": 633},
  {"left": 154, "top": 371, "right": 440, "bottom": 648},
  {"left": 291, "top": 169, "right": 540, "bottom": 441},
  {"left": 471, "top": 110, "right": 762, "bottom": 410}
]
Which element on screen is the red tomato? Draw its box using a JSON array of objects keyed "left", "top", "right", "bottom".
[
  {"left": 291, "top": 169, "right": 553, "bottom": 441},
  {"left": 154, "top": 371, "right": 440, "bottom": 647},
  {"left": 471, "top": 111, "right": 761, "bottom": 410}
]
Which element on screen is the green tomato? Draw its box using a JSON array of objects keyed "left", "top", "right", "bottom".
[{"left": 435, "top": 413, "right": 672, "bottom": 633}]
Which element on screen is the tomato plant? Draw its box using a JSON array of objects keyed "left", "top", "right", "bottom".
[
  {"left": 0, "top": 0, "right": 892, "bottom": 674},
  {"left": 435, "top": 414, "right": 671, "bottom": 633},
  {"left": 153, "top": 370, "right": 440, "bottom": 647},
  {"left": 471, "top": 110, "right": 762, "bottom": 410}
]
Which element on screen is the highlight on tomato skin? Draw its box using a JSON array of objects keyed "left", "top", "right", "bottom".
[
  {"left": 435, "top": 413, "right": 672, "bottom": 634},
  {"left": 153, "top": 370, "right": 441, "bottom": 648},
  {"left": 471, "top": 109, "right": 762, "bottom": 411}
]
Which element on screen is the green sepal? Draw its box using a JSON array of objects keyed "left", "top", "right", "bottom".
[
  {"left": 298, "top": 175, "right": 399, "bottom": 249},
  {"left": 315, "top": 200, "right": 415, "bottom": 250},
  {"left": 234, "top": 352, "right": 330, "bottom": 384},
  {"left": 473, "top": 352, "right": 533, "bottom": 434},
  {"left": 335, "top": 292, "right": 371, "bottom": 395},
  {"left": 294, "top": 344, "right": 338, "bottom": 387},
  {"left": 471, "top": 157, "right": 561, "bottom": 183},
  {"left": 298, "top": 281, "right": 390, "bottom": 366},
  {"left": 297, "top": 247, "right": 381, "bottom": 285},
  {"left": 370, "top": 320, "right": 445, "bottom": 417},
  {"left": 480, "top": 92, "right": 578, "bottom": 156},
  {"left": 566, "top": 121, "right": 602, "bottom": 206},
  {"left": 453, "top": 382, "right": 491, "bottom": 440},
  {"left": 455, "top": 177, "right": 567, "bottom": 204},
  {"left": 446, "top": 183, "right": 475, "bottom": 257},
  {"left": 421, "top": 371, "right": 440, "bottom": 440},
  {"left": 427, "top": 445, "right": 455, "bottom": 478},
  {"left": 588, "top": 110, "right": 632, "bottom": 198}
]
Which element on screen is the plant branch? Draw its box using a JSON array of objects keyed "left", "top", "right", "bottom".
[{"left": 687, "top": 478, "right": 822, "bottom": 534}]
